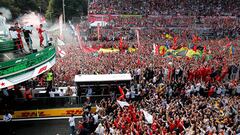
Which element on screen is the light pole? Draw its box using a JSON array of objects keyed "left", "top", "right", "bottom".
[
  {"left": 62, "top": 0, "right": 66, "bottom": 25},
  {"left": 39, "top": 6, "right": 42, "bottom": 14}
]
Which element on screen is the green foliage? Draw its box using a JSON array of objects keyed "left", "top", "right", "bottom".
[
  {"left": 45, "top": 0, "right": 88, "bottom": 21},
  {"left": 45, "top": 0, "right": 60, "bottom": 20},
  {"left": 0, "top": 0, "right": 87, "bottom": 20},
  {"left": 0, "top": 0, "right": 20, "bottom": 19}
]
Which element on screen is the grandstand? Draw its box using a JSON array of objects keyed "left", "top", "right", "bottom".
[{"left": 89, "top": 0, "right": 240, "bottom": 16}]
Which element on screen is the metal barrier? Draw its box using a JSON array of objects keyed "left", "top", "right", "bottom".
[
  {"left": 0, "top": 94, "right": 118, "bottom": 112},
  {"left": 13, "top": 96, "right": 80, "bottom": 110},
  {"left": 79, "top": 95, "right": 112, "bottom": 103},
  {"left": 0, "top": 95, "right": 114, "bottom": 111}
]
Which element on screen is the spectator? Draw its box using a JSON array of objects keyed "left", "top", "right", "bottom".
[
  {"left": 3, "top": 111, "right": 12, "bottom": 122},
  {"left": 22, "top": 25, "right": 33, "bottom": 52},
  {"left": 59, "top": 89, "right": 64, "bottom": 96},
  {"left": 9, "top": 27, "right": 19, "bottom": 50},
  {"left": 37, "top": 24, "right": 45, "bottom": 47},
  {"left": 86, "top": 86, "right": 92, "bottom": 97},
  {"left": 65, "top": 86, "right": 73, "bottom": 96},
  {"left": 24, "top": 88, "right": 32, "bottom": 101},
  {"left": 3, "top": 111, "right": 14, "bottom": 135},
  {"left": 69, "top": 114, "right": 76, "bottom": 135}
]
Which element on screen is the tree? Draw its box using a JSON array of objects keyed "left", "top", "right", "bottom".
[
  {"left": 36, "top": 0, "right": 50, "bottom": 14},
  {"left": 0, "top": 0, "right": 88, "bottom": 21},
  {"left": 0, "top": 0, "right": 21, "bottom": 19},
  {"left": 14, "top": 0, "right": 38, "bottom": 13},
  {"left": 45, "top": 0, "right": 61, "bottom": 21},
  {"left": 0, "top": 0, "right": 50, "bottom": 20},
  {"left": 45, "top": 0, "right": 88, "bottom": 21}
]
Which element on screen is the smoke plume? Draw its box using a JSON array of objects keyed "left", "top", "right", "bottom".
[
  {"left": 0, "top": 7, "right": 12, "bottom": 20},
  {"left": 17, "top": 12, "right": 45, "bottom": 27}
]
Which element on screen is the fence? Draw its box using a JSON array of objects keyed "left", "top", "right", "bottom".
[{"left": 0, "top": 94, "right": 114, "bottom": 112}]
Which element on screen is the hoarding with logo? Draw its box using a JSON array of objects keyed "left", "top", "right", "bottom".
[{"left": 0, "top": 107, "right": 96, "bottom": 119}]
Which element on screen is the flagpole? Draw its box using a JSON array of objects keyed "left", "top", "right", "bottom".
[
  {"left": 137, "top": 29, "right": 141, "bottom": 66},
  {"left": 153, "top": 43, "right": 155, "bottom": 68}
]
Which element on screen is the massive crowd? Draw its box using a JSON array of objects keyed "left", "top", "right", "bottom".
[
  {"left": 88, "top": 0, "right": 240, "bottom": 16},
  {"left": 90, "top": 92, "right": 239, "bottom": 134},
  {"left": 53, "top": 27, "right": 240, "bottom": 85},
  {"left": 52, "top": 1, "right": 240, "bottom": 134},
  {"left": 53, "top": 27, "right": 240, "bottom": 134}
]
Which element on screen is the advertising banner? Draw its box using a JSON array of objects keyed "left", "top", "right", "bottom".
[{"left": 0, "top": 107, "right": 96, "bottom": 119}]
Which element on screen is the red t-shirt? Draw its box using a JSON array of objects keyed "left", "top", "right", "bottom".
[
  {"left": 168, "top": 121, "right": 175, "bottom": 132},
  {"left": 151, "top": 122, "right": 158, "bottom": 132}
]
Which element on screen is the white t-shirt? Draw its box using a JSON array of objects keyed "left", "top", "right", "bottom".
[
  {"left": 125, "top": 91, "right": 131, "bottom": 99},
  {"left": 49, "top": 92, "right": 55, "bottom": 97},
  {"left": 153, "top": 76, "right": 157, "bottom": 83},
  {"left": 164, "top": 68, "right": 168, "bottom": 76},
  {"left": 175, "top": 69, "right": 180, "bottom": 75},
  {"left": 95, "top": 123, "right": 105, "bottom": 135},
  {"left": 131, "top": 90, "right": 136, "bottom": 98},
  {"left": 69, "top": 117, "right": 75, "bottom": 127},
  {"left": 237, "top": 85, "right": 240, "bottom": 94},
  {"left": 216, "top": 87, "right": 222, "bottom": 94},
  {"left": 59, "top": 91, "right": 64, "bottom": 96},
  {"left": 93, "top": 114, "right": 99, "bottom": 125},
  {"left": 9, "top": 30, "right": 18, "bottom": 39},
  {"left": 109, "top": 127, "right": 116, "bottom": 134},
  {"left": 195, "top": 83, "right": 201, "bottom": 92},
  {"left": 190, "top": 85, "right": 195, "bottom": 92},
  {"left": 137, "top": 68, "right": 141, "bottom": 76},
  {"left": 3, "top": 113, "right": 12, "bottom": 122}
]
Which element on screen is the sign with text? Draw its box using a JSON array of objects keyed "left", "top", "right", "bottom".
[
  {"left": 0, "top": 107, "right": 96, "bottom": 119},
  {"left": 32, "top": 62, "right": 51, "bottom": 77}
]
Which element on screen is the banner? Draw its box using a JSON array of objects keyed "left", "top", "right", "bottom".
[
  {"left": 88, "top": 14, "right": 113, "bottom": 23},
  {"left": 140, "top": 109, "right": 153, "bottom": 124},
  {"left": 82, "top": 46, "right": 100, "bottom": 53},
  {"left": 0, "top": 58, "right": 55, "bottom": 89},
  {"left": 98, "top": 48, "right": 119, "bottom": 53},
  {"left": 120, "top": 15, "right": 142, "bottom": 18},
  {"left": 57, "top": 38, "right": 65, "bottom": 46},
  {"left": 0, "top": 107, "right": 96, "bottom": 119},
  {"left": 97, "top": 23, "right": 100, "bottom": 40},
  {"left": 136, "top": 30, "right": 140, "bottom": 48},
  {"left": 57, "top": 47, "right": 66, "bottom": 58},
  {"left": 128, "top": 47, "right": 136, "bottom": 53},
  {"left": 153, "top": 43, "right": 159, "bottom": 55},
  {"left": 32, "top": 62, "right": 52, "bottom": 77},
  {"left": 0, "top": 79, "right": 14, "bottom": 89},
  {"left": 117, "top": 100, "right": 129, "bottom": 108}
]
